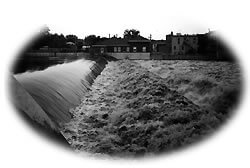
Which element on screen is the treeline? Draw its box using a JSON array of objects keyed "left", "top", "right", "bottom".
[
  {"left": 27, "top": 26, "right": 108, "bottom": 51},
  {"left": 27, "top": 27, "right": 143, "bottom": 51}
]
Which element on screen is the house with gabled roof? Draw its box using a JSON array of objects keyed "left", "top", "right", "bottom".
[{"left": 91, "top": 35, "right": 151, "bottom": 59}]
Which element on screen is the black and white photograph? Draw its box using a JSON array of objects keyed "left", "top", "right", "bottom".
[
  {"left": 1, "top": 0, "right": 250, "bottom": 167},
  {"left": 10, "top": 26, "right": 242, "bottom": 157}
]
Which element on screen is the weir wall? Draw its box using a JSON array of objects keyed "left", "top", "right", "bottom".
[{"left": 11, "top": 58, "right": 107, "bottom": 131}]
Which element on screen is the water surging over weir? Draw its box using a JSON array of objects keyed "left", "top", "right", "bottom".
[{"left": 12, "top": 58, "right": 107, "bottom": 131}]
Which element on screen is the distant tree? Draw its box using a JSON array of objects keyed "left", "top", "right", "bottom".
[
  {"left": 123, "top": 29, "right": 140, "bottom": 38},
  {"left": 49, "top": 34, "right": 67, "bottom": 48},
  {"left": 28, "top": 32, "right": 67, "bottom": 50},
  {"left": 124, "top": 29, "right": 130, "bottom": 37},
  {"left": 84, "top": 35, "right": 100, "bottom": 46},
  {"left": 66, "top": 34, "right": 78, "bottom": 43},
  {"left": 76, "top": 39, "right": 84, "bottom": 49}
]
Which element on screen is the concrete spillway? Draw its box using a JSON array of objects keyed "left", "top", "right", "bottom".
[{"left": 11, "top": 58, "right": 107, "bottom": 131}]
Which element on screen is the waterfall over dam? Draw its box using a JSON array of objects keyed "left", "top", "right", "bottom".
[{"left": 11, "top": 58, "right": 107, "bottom": 131}]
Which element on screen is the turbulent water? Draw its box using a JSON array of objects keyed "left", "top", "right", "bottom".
[
  {"left": 14, "top": 59, "right": 95, "bottom": 123},
  {"left": 137, "top": 60, "right": 242, "bottom": 114},
  {"left": 12, "top": 58, "right": 242, "bottom": 156},
  {"left": 62, "top": 60, "right": 242, "bottom": 157}
]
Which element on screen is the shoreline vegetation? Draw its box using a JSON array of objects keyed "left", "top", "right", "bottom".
[{"left": 61, "top": 60, "right": 241, "bottom": 157}]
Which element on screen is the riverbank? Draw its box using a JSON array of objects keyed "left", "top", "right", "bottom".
[{"left": 61, "top": 60, "right": 224, "bottom": 157}]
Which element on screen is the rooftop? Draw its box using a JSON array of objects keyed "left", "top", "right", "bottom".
[{"left": 93, "top": 35, "right": 150, "bottom": 46}]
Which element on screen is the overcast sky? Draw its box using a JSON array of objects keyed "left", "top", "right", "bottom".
[
  {"left": 48, "top": 21, "right": 211, "bottom": 40},
  {"left": 48, "top": 23, "right": 209, "bottom": 40},
  {"left": 44, "top": 0, "right": 213, "bottom": 40}
]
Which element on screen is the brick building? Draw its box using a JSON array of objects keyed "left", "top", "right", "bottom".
[{"left": 166, "top": 32, "right": 198, "bottom": 55}]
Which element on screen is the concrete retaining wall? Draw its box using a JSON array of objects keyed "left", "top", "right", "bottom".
[
  {"left": 26, "top": 52, "right": 90, "bottom": 58},
  {"left": 25, "top": 52, "right": 219, "bottom": 61},
  {"left": 107, "top": 52, "right": 150, "bottom": 60},
  {"left": 150, "top": 53, "right": 216, "bottom": 60}
]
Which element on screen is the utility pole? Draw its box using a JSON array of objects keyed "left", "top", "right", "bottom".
[{"left": 149, "top": 34, "right": 152, "bottom": 40}]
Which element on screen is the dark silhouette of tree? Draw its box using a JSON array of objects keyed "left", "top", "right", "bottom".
[
  {"left": 66, "top": 34, "right": 78, "bottom": 43},
  {"left": 123, "top": 29, "right": 140, "bottom": 38},
  {"left": 84, "top": 35, "right": 100, "bottom": 46},
  {"left": 29, "top": 32, "right": 67, "bottom": 50},
  {"left": 49, "top": 34, "right": 67, "bottom": 48},
  {"left": 76, "top": 39, "right": 84, "bottom": 49}
]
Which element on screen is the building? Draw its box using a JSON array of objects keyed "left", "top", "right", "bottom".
[
  {"left": 166, "top": 32, "right": 198, "bottom": 55},
  {"left": 151, "top": 40, "right": 168, "bottom": 53},
  {"left": 91, "top": 36, "right": 151, "bottom": 59},
  {"left": 90, "top": 32, "right": 200, "bottom": 59}
]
